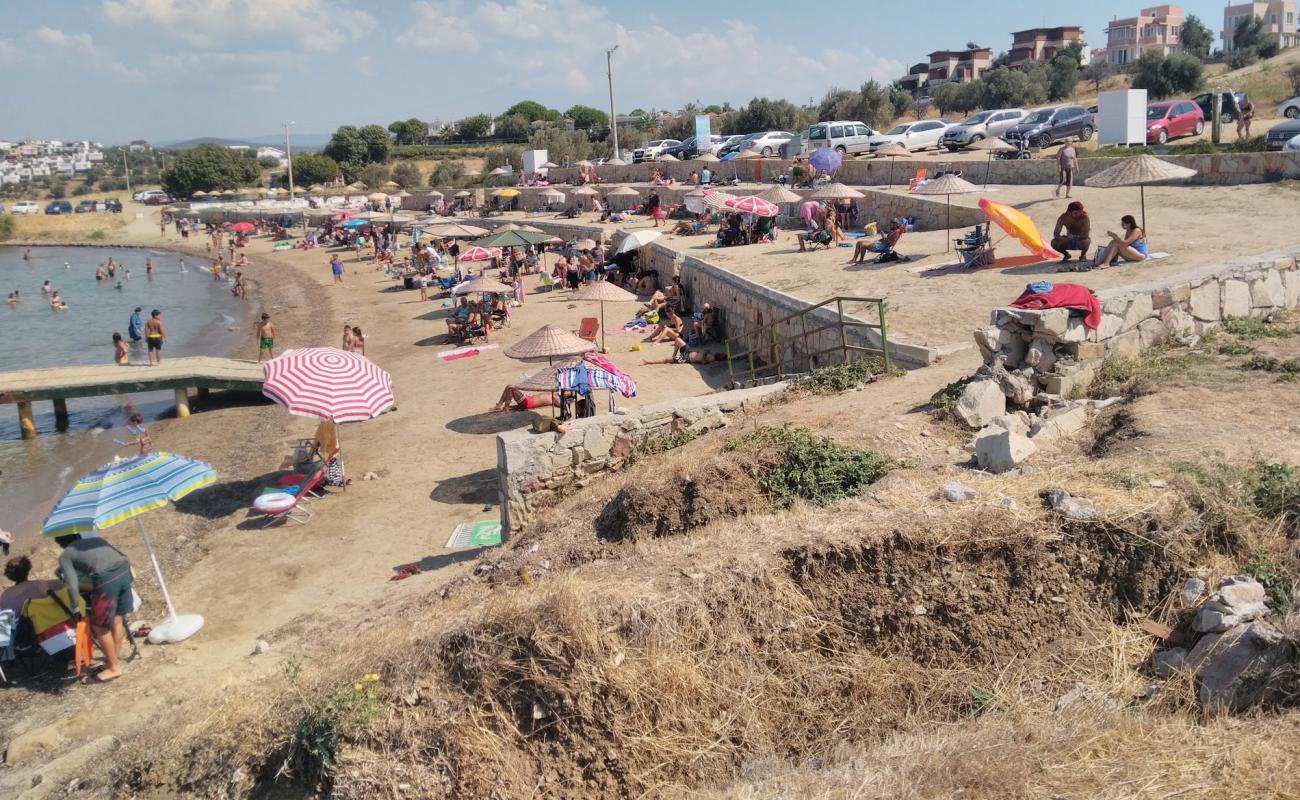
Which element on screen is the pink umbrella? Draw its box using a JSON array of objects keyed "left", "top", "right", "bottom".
[
  {"left": 460, "top": 246, "right": 502, "bottom": 262},
  {"left": 262, "top": 347, "right": 395, "bottom": 423},
  {"left": 226, "top": 222, "right": 255, "bottom": 234},
  {"left": 724, "top": 195, "right": 779, "bottom": 217},
  {"left": 334, "top": 209, "right": 355, "bottom": 220}
]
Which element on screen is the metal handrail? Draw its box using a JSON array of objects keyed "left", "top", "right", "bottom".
[{"left": 723, "top": 296, "right": 890, "bottom": 387}]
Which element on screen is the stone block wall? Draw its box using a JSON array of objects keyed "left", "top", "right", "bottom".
[
  {"left": 496, "top": 383, "right": 786, "bottom": 531},
  {"left": 974, "top": 250, "right": 1300, "bottom": 404}
]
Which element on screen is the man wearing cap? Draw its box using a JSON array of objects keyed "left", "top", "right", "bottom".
[{"left": 1051, "top": 201, "right": 1091, "bottom": 263}]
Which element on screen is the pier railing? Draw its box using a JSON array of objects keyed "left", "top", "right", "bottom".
[{"left": 722, "top": 296, "right": 890, "bottom": 388}]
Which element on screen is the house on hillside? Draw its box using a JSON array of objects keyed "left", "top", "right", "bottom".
[
  {"left": 1008, "top": 26, "right": 1088, "bottom": 67},
  {"left": 898, "top": 62, "right": 931, "bottom": 95},
  {"left": 1105, "top": 5, "right": 1185, "bottom": 66},
  {"left": 127, "top": 139, "right": 152, "bottom": 152},
  {"left": 1221, "top": 0, "right": 1298, "bottom": 52},
  {"left": 926, "top": 47, "right": 992, "bottom": 86}
]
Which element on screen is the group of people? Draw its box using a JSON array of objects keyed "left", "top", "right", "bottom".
[
  {"left": 1051, "top": 200, "right": 1149, "bottom": 270},
  {"left": 112, "top": 308, "right": 165, "bottom": 365}
]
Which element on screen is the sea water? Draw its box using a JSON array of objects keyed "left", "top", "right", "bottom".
[{"left": 0, "top": 245, "right": 252, "bottom": 543}]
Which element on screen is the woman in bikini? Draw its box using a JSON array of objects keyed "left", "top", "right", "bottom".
[{"left": 1094, "top": 215, "right": 1148, "bottom": 269}]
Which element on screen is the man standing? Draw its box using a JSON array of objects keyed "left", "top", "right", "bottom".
[
  {"left": 1055, "top": 138, "right": 1079, "bottom": 199},
  {"left": 1051, "top": 201, "right": 1092, "bottom": 263},
  {"left": 55, "top": 534, "right": 134, "bottom": 682},
  {"left": 144, "top": 309, "right": 165, "bottom": 365},
  {"left": 330, "top": 254, "right": 344, "bottom": 285}
]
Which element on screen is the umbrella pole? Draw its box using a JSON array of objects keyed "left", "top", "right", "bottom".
[
  {"left": 600, "top": 299, "right": 608, "bottom": 354},
  {"left": 1140, "top": 185, "right": 1147, "bottom": 237},
  {"left": 946, "top": 195, "right": 952, "bottom": 252},
  {"left": 887, "top": 159, "right": 894, "bottom": 189},
  {"left": 136, "top": 517, "right": 179, "bottom": 621},
  {"left": 984, "top": 153, "right": 992, "bottom": 189}
]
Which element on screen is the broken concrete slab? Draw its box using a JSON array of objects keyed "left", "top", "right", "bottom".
[
  {"left": 974, "top": 428, "right": 1037, "bottom": 474},
  {"left": 956, "top": 378, "right": 1006, "bottom": 429}
]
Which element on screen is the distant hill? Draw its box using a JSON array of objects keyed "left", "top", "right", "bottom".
[{"left": 160, "top": 134, "right": 327, "bottom": 151}]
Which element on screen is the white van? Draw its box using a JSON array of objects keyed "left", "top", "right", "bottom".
[{"left": 806, "top": 121, "right": 876, "bottom": 155}]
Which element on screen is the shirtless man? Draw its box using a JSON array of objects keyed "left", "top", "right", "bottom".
[
  {"left": 144, "top": 309, "right": 165, "bottom": 365},
  {"left": 641, "top": 335, "right": 724, "bottom": 365},
  {"left": 492, "top": 386, "right": 560, "bottom": 413},
  {"left": 257, "top": 313, "right": 276, "bottom": 361}
]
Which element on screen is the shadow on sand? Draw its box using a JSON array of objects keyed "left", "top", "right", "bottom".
[{"left": 429, "top": 468, "right": 499, "bottom": 508}]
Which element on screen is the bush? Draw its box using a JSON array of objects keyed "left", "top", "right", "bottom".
[
  {"left": 1289, "top": 64, "right": 1300, "bottom": 97},
  {"left": 1257, "top": 38, "right": 1280, "bottom": 59},
  {"left": 390, "top": 162, "right": 422, "bottom": 189},
  {"left": 0, "top": 215, "right": 14, "bottom": 243},
  {"left": 1132, "top": 50, "right": 1204, "bottom": 98},
  {"left": 787, "top": 357, "right": 897, "bottom": 395},
  {"left": 1222, "top": 313, "right": 1298, "bottom": 339},
  {"left": 1227, "top": 48, "right": 1258, "bottom": 70},
  {"left": 928, "top": 375, "right": 976, "bottom": 418},
  {"left": 1246, "top": 462, "right": 1300, "bottom": 538},
  {"left": 723, "top": 425, "right": 900, "bottom": 510}
]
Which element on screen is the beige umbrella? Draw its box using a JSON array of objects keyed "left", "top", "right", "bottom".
[
  {"left": 606, "top": 185, "right": 640, "bottom": 210},
  {"left": 494, "top": 222, "right": 521, "bottom": 231},
  {"left": 757, "top": 185, "right": 803, "bottom": 204},
  {"left": 504, "top": 324, "right": 598, "bottom": 362},
  {"left": 454, "top": 190, "right": 472, "bottom": 198},
  {"left": 809, "top": 182, "right": 865, "bottom": 200},
  {"left": 380, "top": 180, "right": 401, "bottom": 190},
  {"left": 911, "top": 173, "right": 980, "bottom": 251},
  {"left": 874, "top": 141, "right": 911, "bottom": 188},
  {"left": 693, "top": 152, "right": 720, "bottom": 162},
  {"left": 426, "top": 222, "right": 489, "bottom": 238},
  {"left": 968, "top": 137, "right": 1019, "bottom": 188},
  {"left": 308, "top": 184, "right": 326, "bottom": 193},
  {"left": 605, "top": 157, "right": 628, "bottom": 166},
  {"left": 349, "top": 182, "right": 368, "bottom": 191},
  {"left": 570, "top": 280, "right": 637, "bottom": 353},
  {"left": 515, "top": 360, "right": 581, "bottom": 391},
  {"left": 1085, "top": 155, "right": 1197, "bottom": 235},
  {"left": 367, "top": 192, "right": 388, "bottom": 202},
  {"left": 426, "top": 190, "right": 444, "bottom": 198},
  {"left": 736, "top": 149, "right": 763, "bottom": 159},
  {"left": 394, "top": 190, "right": 412, "bottom": 198},
  {"left": 573, "top": 238, "right": 598, "bottom": 250},
  {"left": 703, "top": 190, "right": 736, "bottom": 211},
  {"left": 656, "top": 153, "right": 679, "bottom": 161},
  {"left": 516, "top": 224, "right": 545, "bottom": 233},
  {"left": 456, "top": 274, "right": 513, "bottom": 294},
  {"left": 574, "top": 160, "right": 594, "bottom": 167}
]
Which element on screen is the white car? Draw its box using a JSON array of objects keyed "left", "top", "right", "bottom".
[
  {"left": 1286, "top": 133, "right": 1300, "bottom": 152},
  {"left": 10, "top": 201, "right": 39, "bottom": 215},
  {"left": 806, "top": 121, "right": 876, "bottom": 155},
  {"left": 633, "top": 139, "right": 680, "bottom": 162},
  {"left": 133, "top": 189, "right": 168, "bottom": 202},
  {"left": 1279, "top": 96, "right": 1300, "bottom": 119},
  {"left": 745, "top": 130, "right": 796, "bottom": 156},
  {"left": 868, "top": 119, "right": 958, "bottom": 153}
]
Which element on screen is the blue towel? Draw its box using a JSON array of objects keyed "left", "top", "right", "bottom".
[{"left": 1027, "top": 281, "right": 1053, "bottom": 295}]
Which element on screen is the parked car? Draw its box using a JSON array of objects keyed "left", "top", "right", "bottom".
[
  {"left": 142, "top": 194, "right": 172, "bottom": 206},
  {"left": 1191, "top": 91, "right": 1247, "bottom": 123},
  {"left": 75, "top": 200, "right": 98, "bottom": 213},
  {"left": 714, "top": 134, "right": 745, "bottom": 155},
  {"left": 940, "top": 108, "right": 1026, "bottom": 151},
  {"left": 1145, "top": 101, "right": 1204, "bottom": 144},
  {"left": 1265, "top": 117, "right": 1300, "bottom": 151},
  {"left": 806, "top": 121, "right": 876, "bottom": 154},
  {"left": 867, "top": 119, "right": 957, "bottom": 153},
  {"left": 135, "top": 189, "right": 169, "bottom": 203},
  {"left": 10, "top": 201, "right": 39, "bottom": 215},
  {"left": 1278, "top": 96, "right": 1300, "bottom": 119},
  {"left": 632, "top": 139, "right": 681, "bottom": 162},
  {"left": 104, "top": 198, "right": 123, "bottom": 213},
  {"left": 1285, "top": 133, "right": 1300, "bottom": 152},
  {"left": 745, "top": 130, "right": 796, "bottom": 156},
  {"left": 1004, "top": 105, "right": 1093, "bottom": 148},
  {"left": 45, "top": 200, "right": 73, "bottom": 215}
]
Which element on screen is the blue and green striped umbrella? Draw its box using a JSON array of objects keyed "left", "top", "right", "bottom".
[{"left": 42, "top": 452, "right": 216, "bottom": 537}]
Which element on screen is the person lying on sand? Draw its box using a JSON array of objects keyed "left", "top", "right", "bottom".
[
  {"left": 492, "top": 386, "right": 560, "bottom": 413},
  {"left": 642, "top": 335, "right": 724, "bottom": 365}
]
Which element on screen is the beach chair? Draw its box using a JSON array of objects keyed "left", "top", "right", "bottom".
[
  {"left": 908, "top": 169, "right": 927, "bottom": 190},
  {"left": 874, "top": 229, "right": 908, "bottom": 264},
  {"left": 250, "top": 460, "right": 327, "bottom": 527},
  {"left": 575, "top": 317, "right": 599, "bottom": 342},
  {"left": 0, "top": 610, "right": 15, "bottom": 683}
]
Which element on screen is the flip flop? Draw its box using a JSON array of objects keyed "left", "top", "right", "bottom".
[{"left": 390, "top": 565, "right": 421, "bottom": 581}]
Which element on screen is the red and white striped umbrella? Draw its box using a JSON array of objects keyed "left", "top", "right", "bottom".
[
  {"left": 459, "top": 246, "right": 501, "bottom": 262},
  {"left": 724, "top": 195, "right": 779, "bottom": 217},
  {"left": 262, "top": 347, "right": 395, "bottom": 423}
]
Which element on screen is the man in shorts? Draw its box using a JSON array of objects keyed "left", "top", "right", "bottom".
[
  {"left": 144, "top": 309, "right": 165, "bottom": 365},
  {"left": 491, "top": 386, "right": 560, "bottom": 413},
  {"left": 1050, "top": 201, "right": 1092, "bottom": 262},
  {"left": 257, "top": 312, "right": 276, "bottom": 361},
  {"left": 1055, "top": 138, "right": 1079, "bottom": 199},
  {"left": 641, "top": 334, "right": 724, "bottom": 365},
  {"left": 56, "top": 534, "right": 134, "bottom": 682}
]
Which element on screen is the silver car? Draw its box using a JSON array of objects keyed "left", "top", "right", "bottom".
[{"left": 941, "top": 108, "right": 1026, "bottom": 151}]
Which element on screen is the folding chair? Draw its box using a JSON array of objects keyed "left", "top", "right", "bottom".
[
  {"left": 575, "top": 317, "right": 599, "bottom": 342},
  {"left": 908, "top": 169, "right": 927, "bottom": 190}
]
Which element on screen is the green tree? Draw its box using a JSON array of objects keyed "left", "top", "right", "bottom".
[
  {"left": 458, "top": 114, "right": 493, "bottom": 140},
  {"left": 1180, "top": 14, "right": 1213, "bottom": 60},
  {"left": 388, "top": 118, "right": 428, "bottom": 145},
  {"left": 1288, "top": 64, "right": 1300, "bottom": 96},
  {"left": 1257, "top": 38, "right": 1280, "bottom": 58},
  {"left": 494, "top": 113, "right": 532, "bottom": 141},
  {"left": 564, "top": 104, "right": 609, "bottom": 130},
  {"left": 888, "top": 83, "right": 912, "bottom": 118},
  {"left": 1163, "top": 53, "right": 1205, "bottom": 93},
  {"left": 160, "top": 143, "right": 260, "bottom": 197},
  {"left": 1081, "top": 60, "right": 1113, "bottom": 92},
  {"left": 981, "top": 66, "right": 1047, "bottom": 108},
  {"left": 702, "top": 104, "right": 723, "bottom": 114},
  {"left": 324, "top": 126, "right": 367, "bottom": 171},
  {"left": 1133, "top": 51, "right": 1204, "bottom": 98},
  {"left": 390, "top": 161, "right": 422, "bottom": 188},
  {"left": 529, "top": 128, "right": 596, "bottom": 162},
  {"left": 1233, "top": 15, "right": 1264, "bottom": 51},
  {"left": 291, "top": 153, "right": 341, "bottom": 186},
  {"left": 503, "top": 100, "right": 560, "bottom": 122},
  {"left": 427, "top": 160, "right": 465, "bottom": 188},
  {"left": 358, "top": 125, "right": 392, "bottom": 163},
  {"left": 0, "top": 215, "right": 14, "bottom": 243},
  {"left": 358, "top": 163, "right": 390, "bottom": 188},
  {"left": 816, "top": 80, "right": 895, "bottom": 128},
  {"left": 1047, "top": 42, "right": 1083, "bottom": 100},
  {"left": 733, "top": 97, "right": 807, "bottom": 133},
  {"left": 257, "top": 155, "right": 281, "bottom": 169}
]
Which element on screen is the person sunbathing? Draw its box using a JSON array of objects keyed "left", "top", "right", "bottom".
[
  {"left": 850, "top": 222, "right": 904, "bottom": 263},
  {"left": 492, "top": 386, "right": 560, "bottom": 412},
  {"left": 1094, "top": 215, "right": 1148, "bottom": 269},
  {"left": 799, "top": 220, "right": 832, "bottom": 252},
  {"left": 646, "top": 306, "right": 684, "bottom": 343},
  {"left": 641, "top": 335, "right": 724, "bottom": 365}
]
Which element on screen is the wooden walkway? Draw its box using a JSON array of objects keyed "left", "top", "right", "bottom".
[{"left": 0, "top": 356, "right": 265, "bottom": 438}]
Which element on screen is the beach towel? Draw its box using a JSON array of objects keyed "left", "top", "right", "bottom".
[
  {"left": 582, "top": 353, "right": 638, "bottom": 398},
  {"left": 438, "top": 343, "right": 500, "bottom": 361},
  {"left": 1010, "top": 282, "right": 1102, "bottom": 330},
  {"left": 446, "top": 520, "right": 503, "bottom": 549}
]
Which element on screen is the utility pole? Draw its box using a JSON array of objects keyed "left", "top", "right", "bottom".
[
  {"left": 123, "top": 150, "right": 131, "bottom": 195},
  {"left": 606, "top": 45, "right": 619, "bottom": 161},
  {"left": 284, "top": 121, "right": 295, "bottom": 196}
]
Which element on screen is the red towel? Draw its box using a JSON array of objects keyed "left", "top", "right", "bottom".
[
  {"left": 1010, "top": 283, "right": 1102, "bottom": 330},
  {"left": 440, "top": 348, "right": 480, "bottom": 361}
]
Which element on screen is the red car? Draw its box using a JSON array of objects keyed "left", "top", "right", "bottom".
[{"left": 1146, "top": 101, "right": 1204, "bottom": 145}]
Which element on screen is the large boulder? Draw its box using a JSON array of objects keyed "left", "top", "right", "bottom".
[
  {"left": 1193, "top": 575, "right": 1269, "bottom": 633},
  {"left": 1187, "top": 620, "right": 1287, "bottom": 710},
  {"left": 974, "top": 428, "right": 1037, "bottom": 474},
  {"left": 956, "top": 378, "right": 1006, "bottom": 429}
]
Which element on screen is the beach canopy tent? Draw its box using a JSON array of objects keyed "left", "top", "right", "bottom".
[
  {"left": 910, "top": 173, "right": 980, "bottom": 251},
  {"left": 570, "top": 278, "right": 637, "bottom": 353},
  {"left": 1084, "top": 154, "right": 1197, "bottom": 236},
  {"left": 42, "top": 451, "right": 216, "bottom": 644}
]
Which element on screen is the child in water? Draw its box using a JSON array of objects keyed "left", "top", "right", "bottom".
[
  {"left": 113, "top": 332, "right": 129, "bottom": 365},
  {"left": 121, "top": 413, "right": 153, "bottom": 455}
]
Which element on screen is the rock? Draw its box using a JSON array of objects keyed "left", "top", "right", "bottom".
[
  {"left": 1043, "top": 488, "right": 1096, "bottom": 521},
  {"left": 1187, "top": 621, "right": 1288, "bottom": 710},
  {"left": 974, "top": 428, "right": 1037, "bottom": 474},
  {"left": 1105, "top": 329, "right": 1142, "bottom": 361},
  {"left": 996, "top": 493, "right": 1018, "bottom": 511},
  {"left": 956, "top": 378, "right": 1006, "bottom": 429},
  {"left": 4, "top": 723, "right": 68, "bottom": 766},
  {"left": 988, "top": 414, "right": 1029, "bottom": 436},
  {"left": 941, "top": 482, "right": 977, "bottom": 502},
  {"left": 1024, "top": 339, "right": 1057, "bottom": 371},
  {"left": 583, "top": 426, "right": 612, "bottom": 459},
  {"left": 1249, "top": 271, "right": 1285, "bottom": 309},
  {"left": 1137, "top": 317, "right": 1168, "bottom": 350},
  {"left": 1221, "top": 280, "right": 1251, "bottom": 319},
  {"left": 974, "top": 325, "right": 1008, "bottom": 359},
  {"left": 1121, "top": 292, "right": 1154, "bottom": 332},
  {"left": 1161, "top": 308, "right": 1195, "bottom": 342},
  {"left": 1087, "top": 396, "right": 1125, "bottom": 411},
  {"left": 1193, "top": 576, "right": 1269, "bottom": 633},
  {"left": 911, "top": 604, "right": 928, "bottom": 616},
  {"left": 1180, "top": 577, "right": 1206, "bottom": 606},
  {"left": 994, "top": 367, "right": 1037, "bottom": 406},
  {"left": 362, "top": 471, "right": 379, "bottom": 481},
  {"left": 1151, "top": 647, "right": 1188, "bottom": 678},
  {"left": 1029, "top": 405, "right": 1089, "bottom": 444},
  {"left": 1042, "top": 361, "right": 1099, "bottom": 398},
  {"left": 251, "top": 639, "right": 270, "bottom": 656},
  {"left": 1097, "top": 313, "right": 1124, "bottom": 340},
  {"left": 1056, "top": 681, "right": 1120, "bottom": 711},
  {"left": 1036, "top": 308, "right": 1071, "bottom": 337},
  {"left": 1149, "top": 479, "right": 1168, "bottom": 489},
  {"left": 1189, "top": 282, "right": 1221, "bottom": 321}
]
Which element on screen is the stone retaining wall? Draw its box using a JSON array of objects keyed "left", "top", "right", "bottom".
[
  {"left": 550, "top": 151, "right": 1300, "bottom": 188},
  {"left": 496, "top": 383, "right": 785, "bottom": 531}
]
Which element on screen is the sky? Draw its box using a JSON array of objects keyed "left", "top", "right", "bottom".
[{"left": 0, "top": 0, "right": 1232, "bottom": 143}]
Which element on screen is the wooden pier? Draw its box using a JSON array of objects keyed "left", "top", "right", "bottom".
[{"left": 0, "top": 357, "right": 265, "bottom": 438}]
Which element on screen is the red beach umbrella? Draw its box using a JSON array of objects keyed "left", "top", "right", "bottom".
[
  {"left": 262, "top": 347, "right": 395, "bottom": 423},
  {"left": 459, "top": 246, "right": 502, "bottom": 262},
  {"left": 227, "top": 222, "right": 255, "bottom": 234},
  {"left": 724, "top": 195, "right": 779, "bottom": 217}
]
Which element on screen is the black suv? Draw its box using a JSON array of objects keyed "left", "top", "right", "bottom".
[
  {"left": 1004, "top": 105, "right": 1094, "bottom": 148},
  {"left": 104, "top": 198, "right": 123, "bottom": 213},
  {"left": 1192, "top": 91, "right": 1247, "bottom": 124}
]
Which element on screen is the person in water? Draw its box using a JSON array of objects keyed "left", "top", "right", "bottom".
[
  {"left": 144, "top": 309, "right": 164, "bottom": 365},
  {"left": 128, "top": 307, "right": 143, "bottom": 341},
  {"left": 113, "top": 332, "right": 129, "bottom": 365}
]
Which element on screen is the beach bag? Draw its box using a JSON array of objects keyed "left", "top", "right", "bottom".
[{"left": 644, "top": 310, "right": 660, "bottom": 325}]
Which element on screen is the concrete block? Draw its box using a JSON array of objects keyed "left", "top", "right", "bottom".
[
  {"left": 1106, "top": 329, "right": 1141, "bottom": 360},
  {"left": 1043, "top": 361, "right": 1098, "bottom": 397},
  {"left": 1189, "top": 282, "right": 1221, "bottom": 321},
  {"left": 1137, "top": 317, "right": 1168, "bottom": 349},
  {"left": 1249, "top": 270, "right": 1285, "bottom": 309},
  {"left": 1063, "top": 341, "right": 1106, "bottom": 360},
  {"left": 974, "top": 428, "right": 1037, "bottom": 474},
  {"left": 1221, "top": 280, "right": 1251, "bottom": 319},
  {"left": 956, "top": 378, "right": 1006, "bottom": 429},
  {"left": 1121, "top": 292, "right": 1154, "bottom": 333},
  {"left": 1284, "top": 269, "right": 1300, "bottom": 309},
  {"left": 583, "top": 426, "right": 612, "bottom": 460}
]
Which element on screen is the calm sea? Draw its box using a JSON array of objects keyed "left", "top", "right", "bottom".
[{"left": 0, "top": 245, "right": 253, "bottom": 543}]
